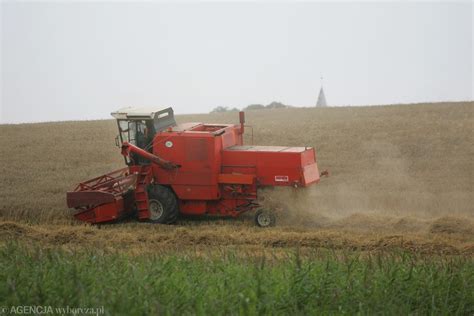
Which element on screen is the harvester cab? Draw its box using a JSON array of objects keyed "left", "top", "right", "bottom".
[
  {"left": 111, "top": 107, "right": 176, "bottom": 165},
  {"left": 67, "top": 106, "right": 326, "bottom": 227}
]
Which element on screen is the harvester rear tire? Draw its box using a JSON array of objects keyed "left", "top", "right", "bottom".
[
  {"left": 166, "top": 205, "right": 180, "bottom": 224},
  {"left": 255, "top": 209, "right": 276, "bottom": 228},
  {"left": 147, "top": 185, "right": 179, "bottom": 224}
]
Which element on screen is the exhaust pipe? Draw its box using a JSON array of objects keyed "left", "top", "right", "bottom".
[{"left": 239, "top": 111, "right": 245, "bottom": 134}]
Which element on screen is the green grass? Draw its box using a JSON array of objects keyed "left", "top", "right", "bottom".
[{"left": 0, "top": 243, "right": 473, "bottom": 315}]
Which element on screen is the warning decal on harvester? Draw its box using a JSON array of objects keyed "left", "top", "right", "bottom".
[{"left": 275, "top": 175, "right": 289, "bottom": 182}]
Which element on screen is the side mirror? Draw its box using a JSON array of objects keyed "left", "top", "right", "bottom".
[{"left": 115, "top": 135, "right": 120, "bottom": 147}]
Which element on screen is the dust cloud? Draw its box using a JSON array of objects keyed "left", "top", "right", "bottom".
[{"left": 258, "top": 138, "right": 473, "bottom": 236}]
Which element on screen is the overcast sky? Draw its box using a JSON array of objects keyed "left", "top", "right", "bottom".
[{"left": 1, "top": 1, "right": 472, "bottom": 123}]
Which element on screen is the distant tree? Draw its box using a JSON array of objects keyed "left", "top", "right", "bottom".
[
  {"left": 210, "top": 106, "right": 229, "bottom": 113},
  {"left": 265, "top": 101, "right": 287, "bottom": 109},
  {"left": 229, "top": 107, "right": 240, "bottom": 112},
  {"left": 244, "top": 104, "right": 265, "bottom": 111}
]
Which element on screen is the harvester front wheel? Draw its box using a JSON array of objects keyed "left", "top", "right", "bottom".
[
  {"left": 147, "top": 185, "right": 179, "bottom": 224},
  {"left": 255, "top": 209, "right": 276, "bottom": 228}
]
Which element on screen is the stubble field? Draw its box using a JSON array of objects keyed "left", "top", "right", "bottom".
[{"left": 0, "top": 102, "right": 473, "bottom": 314}]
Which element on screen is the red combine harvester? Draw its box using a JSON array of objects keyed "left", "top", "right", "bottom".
[{"left": 67, "top": 107, "right": 325, "bottom": 227}]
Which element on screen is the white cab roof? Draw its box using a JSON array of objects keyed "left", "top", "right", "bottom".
[{"left": 111, "top": 106, "right": 170, "bottom": 119}]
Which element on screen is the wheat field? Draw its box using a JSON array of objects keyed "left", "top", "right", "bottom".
[
  {"left": 0, "top": 101, "right": 473, "bottom": 254},
  {"left": 1, "top": 101, "right": 473, "bottom": 314}
]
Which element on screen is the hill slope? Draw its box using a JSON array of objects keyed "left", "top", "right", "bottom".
[{"left": 0, "top": 102, "right": 472, "bottom": 224}]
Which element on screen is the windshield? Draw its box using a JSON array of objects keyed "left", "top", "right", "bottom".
[
  {"left": 118, "top": 120, "right": 132, "bottom": 143},
  {"left": 118, "top": 120, "right": 151, "bottom": 145}
]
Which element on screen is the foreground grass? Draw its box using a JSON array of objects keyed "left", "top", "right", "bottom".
[{"left": 0, "top": 243, "right": 473, "bottom": 315}]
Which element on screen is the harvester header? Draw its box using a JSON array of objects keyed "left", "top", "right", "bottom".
[{"left": 67, "top": 107, "right": 325, "bottom": 227}]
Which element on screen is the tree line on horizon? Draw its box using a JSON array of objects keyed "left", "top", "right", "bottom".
[{"left": 210, "top": 101, "right": 291, "bottom": 113}]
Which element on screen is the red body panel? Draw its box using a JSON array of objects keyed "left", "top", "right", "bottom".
[
  {"left": 222, "top": 146, "right": 320, "bottom": 187},
  {"left": 152, "top": 124, "right": 241, "bottom": 202},
  {"left": 148, "top": 123, "right": 319, "bottom": 216}
]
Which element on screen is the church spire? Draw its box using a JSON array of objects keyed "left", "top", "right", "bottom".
[{"left": 316, "top": 77, "right": 327, "bottom": 107}]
